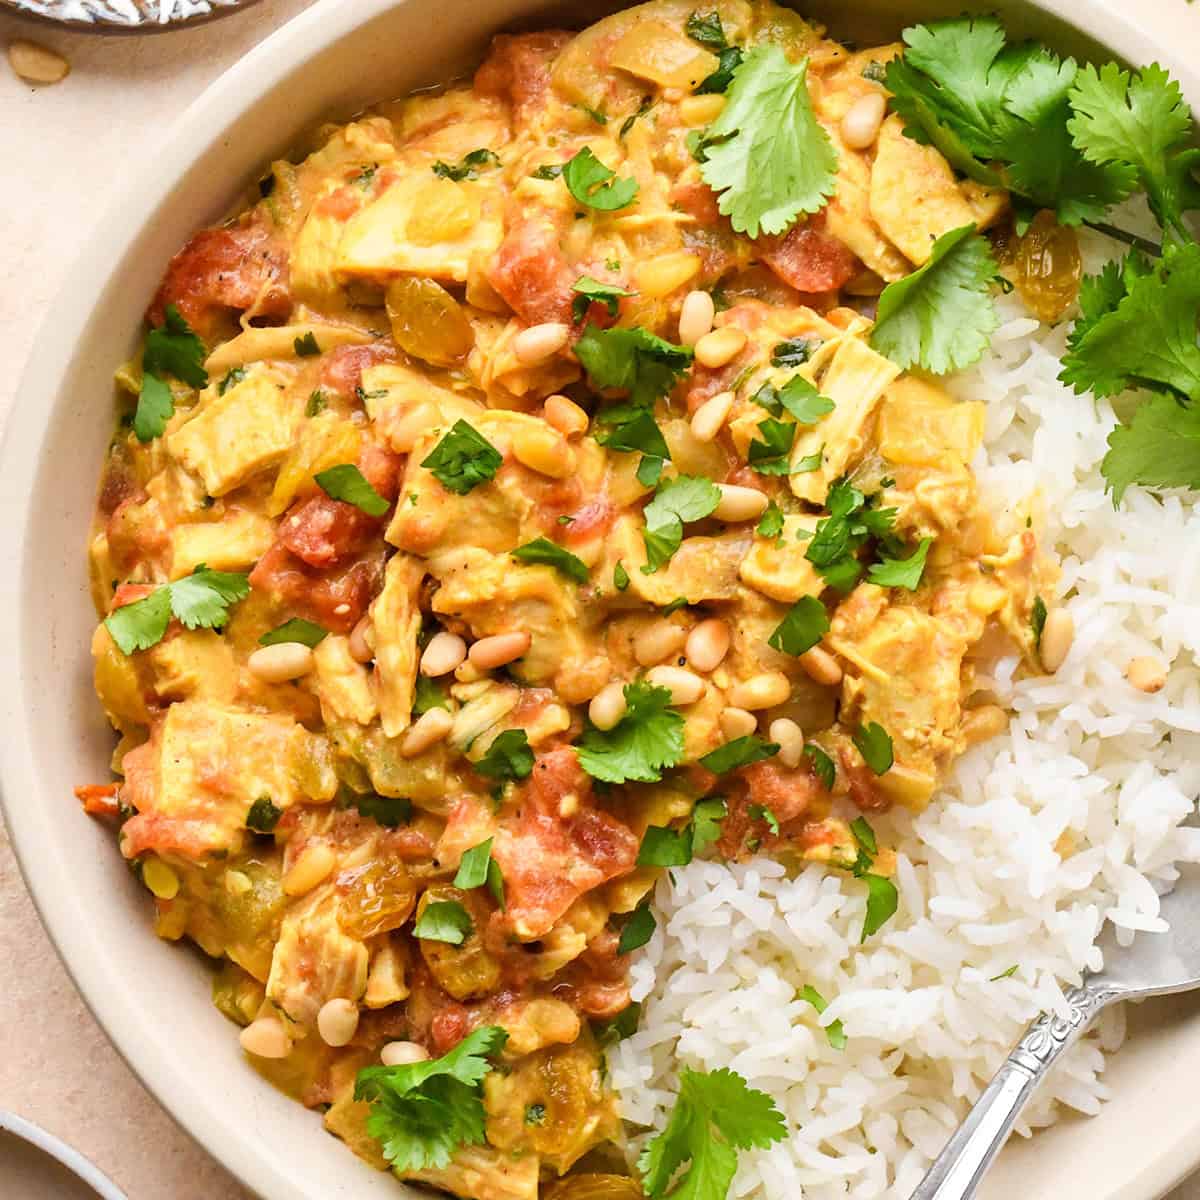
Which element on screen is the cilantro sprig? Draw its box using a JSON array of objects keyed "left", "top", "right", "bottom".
[
  {"left": 421, "top": 421, "right": 503, "bottom": 495},
  {"left": 134, "top": 304, "right": 208, "bottom": 442},
  {"left": 641, "top": 475, "right": 721, "bottom": 571},
  {"left": 104, "top": 565, "right": 249, "bottom": 655},
  {"left": 575, "top": 680, "right": 685, "bottom": 784},
  {"left": 354, "top": 1026, "right": 507, "bottom": 1172}
]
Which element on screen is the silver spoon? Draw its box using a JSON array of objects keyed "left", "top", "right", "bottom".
[{"left": 912, "top": 861, "right": 1200, "bottom": 1200}]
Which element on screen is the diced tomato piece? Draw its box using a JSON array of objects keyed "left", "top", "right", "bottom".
[
  {"left": 109, "top": 582, "right": 157, "bottom": 610},
  {"left": 314, "top": 186, "right": 362, "bottom": 221},
  {"left": 319, "top": 343, "right": 397, "bottom": 398},
  {"left": 75, "top": 783, "right": 120, "bottom": 818},
  {"left": 492, "top": 748, "right": 638, "bottom": 940},
  {"left": 277, "top": 497, "right": 375, "bottom": 569},
  {"left": 554, "top": 929, "right": 631, "bottom": 1019},
  {"left": 474, "top": 31, "right": 572, "bottom": 124},
  {"left": 741, "top": 760, "right": 823, "bottom": 825},
  {"left": 671, "top": 179, "right": 722, "bottom": 225},
  {"left": 488, "top": 214, "right": 575, "bottom": 325},
  {"left": 358, "top": 442, "right": 405, "bottom": 501},
  {"left": 758, "top": 214, "right": 860, "bottom": 294},
  {"left": 430, "top": 1003, "right": 470, "bottom": 1055},
  {"left": 840, "top": 747, "right": 890, "bottom": 812},
  {"left": 147, "top": 218, "right": 291, "bottom": 337},
  {"left": 248, "top": 542, "right": 386, "bottom": 634}
]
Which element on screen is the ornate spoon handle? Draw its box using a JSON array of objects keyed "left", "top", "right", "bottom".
[{"left": 911, "top": 983, "right": 1119, "bottom": 1200}]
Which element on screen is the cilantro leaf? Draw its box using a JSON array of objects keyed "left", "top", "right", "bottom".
[
  {"left": 572, "top": 275, "right": 635, "bottom": 322},
  {"left": 421, "top": 420, "right": 503, "bottom": 495},
  {"left": 756, "top": 500, "right": 784, "bottom": 539},
  {"left": 699, "top": 45, "right": 838, "bottom": 238},
  {"left": 753, "top": 374, "right": 835, "bottom": 424},
  {"left": 1060, "top": 242, "right": 1200, "bottom": 402},
  {"left": 699, "top": 735, "right": 780, "bottom": 774},
  {"left": 690, "top": 796, "right": 727, "bottom": 854},
  {"left": 618, "top": 899, "right": 657, "bottom": 954},
  {"left": 258, "top": 618, "right": 327, "bottom": 648},
  {"left": 749, "top": 804, "right": 780, "bottom": 835},
  {"left": 768, "top": 595, "right": 829, "bottom": 656},
  {"left": 771, "top": 338, "right": 819, "bottom": 366},
  {"left": 593, "top": 404, "right": 671, "bottom": 465},
  {"left": 804, "top": 744, "right": 835, "bottom": 790},
  {"left": 799, "top": 985, "right": 846, "bottom": 1051},
  {"left": 1102, "top": 392, "right": 1200, "bottom": 504},
  {"left": 870, "top": 224, "right": 999, "bottom": 374},
  {"left": 685, "top": 11, "right": 729, "bottom": 50},
  {"left": 594, "top": 1001, "right": 641, "bottom": 1046},
  {"left": 1031, "top": 595, "right": 1048, "bottom": 649},
  {"left": 563, "top": 146, "right": 640, "bottom": 211},
  {"left": 852, "top": 722, "right": 894, "bottom": 774},
  {"left": 432, "top": 148, "right": 500, "bottom": 181},
  {"left": 454, "top": 838, "right": 494, "bottom": 890},
  {"left": 144, "top": 304, "right": 209, "bottom": 389},
  {"left": 638, "top": 824, "right": 694, "bottom": 868},
  {"left": 355, "top": 794, "right": 413, "bottom": 828},
  {"left": 218, "top": 366, "right": 246, "bottom": 395},
  {"left": 576, "top": 680, "right": 685, "bottom": 784},
  {"left": 861, "top": 873, "right": 899, "bottom": 941},
  {"left": 413, "top": 674, "right": 449, "bottom": 716},
  {"left": 1069, "top": 62, "right": 1200, "bottom": 243},
  {"left": 849, "top": 816, "right": 877, "bottom": 856},
  {"left": 133, "top": 372, "right": 177, "bottom": 444},
  {"left": 638, "top": 1067, "right": 787, "bottom": 1199},
  {"left": 314, "top": 464, "right": 390, "bottom": 516},
  {"left": 576, "top": 325, "right": 693, "bottom": 408},
  {"left": 747, "top": 417, "right": 796, "bottom": 475},
  {"left": 867, "top": 537, "right": 933, "bottom": 590},
  {"left": 245, "top": 796, "right": 282, "bottom": 834},
  {"left": 991, "top": 964, "right": 1019, "bottom": 981},
  {"left": 614, "top": 561, "right": 631, "bottom": 591},
  {"left": 697, "top": 47, "right": 744, "bottom": 96},
  {"left": 474, "top": 729, "right": 534, "bottom": 783},
  {"left": 354, "top": 1025, "right": 506, "bottom": 1172},
  {"left": 293, "top": 331, "right": 321, "bottom": 357},
  {"left": 414, "top": 900, "right": 474, "bottom": 945},
  {"left": 511, "top": 537, "right": 590, "bottom": 583},
  {"left": 642, "top": 475, "right": 721, "bottom": 570}
]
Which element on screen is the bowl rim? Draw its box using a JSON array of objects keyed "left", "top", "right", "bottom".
[
  {"left": 0, "top": 1110, "right": 129, "bottom": 1200},
  {"left": 4, "top": 1, "right": 1200, "bottom": 1198}
]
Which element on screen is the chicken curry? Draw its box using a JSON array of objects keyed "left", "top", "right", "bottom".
[{"left": 80, "top": 2, "right": 1054, "bottom": 1197}]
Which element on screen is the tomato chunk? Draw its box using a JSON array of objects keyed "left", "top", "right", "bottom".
[
  {"left": 474, "top": 31, "right": 572, "bottom": 124},
  {"left": 248, "top": 543, "right": 385, "bottom": 634},
  {"left": 319, "top": 343, "right": 397, "bottom": 399},
  {"left": 492, "top": 748, "right": 638, "bottom": 941},
  {"left": 758, "top": 214, "right": 860, "bottom": 294},
  {"left": 488, "top": 214, "right": 575, "bottom": 325},
  {"left": 147, "top": 218, "right": 291, "bottom": 337}
]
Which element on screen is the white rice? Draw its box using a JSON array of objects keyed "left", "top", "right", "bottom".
[{"left": 612, "top": 227, "right": 1200, "bottom": 1197}]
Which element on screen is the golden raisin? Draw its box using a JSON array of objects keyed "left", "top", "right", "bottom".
[
  {"left": 386, "top": 276, "right": 474, "bottom": 366},
  {"left": 1002, "top": 210, "right": 1082, "bottom": 324},
  {"left": 337, "top": 858, "right": 417, "bottom": 940}
]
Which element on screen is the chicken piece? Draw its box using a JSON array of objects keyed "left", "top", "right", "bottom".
[
  {"left": 267, "top": 888, "right": 369, "bottom": 1028},
  {"left": 203, "top": 323, "right": 376, "bottom": 376},
  {"left": 166, "top": 369, "right": 300, "bottom": 497},
  {"left": 118, "top": 700, "right": 306, "bottom": 860},
  {"left": 170, "top": 509, "right": 276, "bottom": 578},
  {"left": 337, "top": 174, "right": 505, "bottom": 284},
  {"left": 609, "top": 19, "right": 719, "bottom": 88},
  {"left": 789, "top": 334, "right": 901, "bottom": 504},
  {"left": 869, "top": 115, "right": 1006, "bottom": 265},
  {"left": 359, "top": 361, "right": 478, "bottom": 454},
  {"left": 92, "top": 624, "right": 152, "bottom": 734},
  {"left": 290, "top": 184, "right": 364, "bottom": 302},
  {"left": 409, "top": 1144, "right": 539, "bottom": 1200},
  {"left": 877, "top": 376, "right": 986, "bottom": 468},
  {"left": 370, "top": 553, "right": 424, "bottom": 737},
  {"left": 312, "top": 635, "right": 378, "bottom": 726},
  {"left": 738, "top": 513, "right": 822, "bottom": 603},
  {"left": 148, "top": 629, "right": 237, "bottom": 705}
]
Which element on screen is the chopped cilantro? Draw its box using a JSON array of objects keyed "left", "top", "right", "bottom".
[
  {"left": 258, "top": 618, "right": 327, "bottom": 648},
  {"left": 660, "top": 596, "right": 689, "bottom": 616},
  {"left": 853, "top": 722, "right": 894, "bottom": 774},
  {"left": 563, "top": 146, "right": 639, "bottom": 211},
  {"left": 356, "top": 794, "right": 413, "bottom": 828},
  {"left": 432, "top": 148, "right": 500, "bottom": 181},
  {"left": 421, "top": 420, "right": 503, "bottom": 495},
  {"left": 576, "top": 680, "right": 685, "bottom": 784},
  {"left": 799, "top": 985, "right": 847, "bottom": 1050},
  {"left": 771, "top": 337, "right": 819, "bottom": 366},
  {"left": 749, "top": 804, "right": 780, "bottom": 835},
  {"left": 850, "top": 816, "right": 878, "bottom": 856},
  {"left": 474, "top": 729, "right": 534, "bottom": 783},
  {"left": 804, "top": 744, "right": 835, "bottom": 790},
  {"left": 525, "top": 1103, "right": 547, "bottom": 1126},
  {"left": 618, "top": 899, "right": 657, "bottom": 954},
  {"left": 511, "top": 537, "right": 590, "bottom": 583},
  {"left": 867, "top": 537, "right": 933, "bottom": 590},
  {"left": 691, "top": 796, "right": 727, "bottom": 854},
  {"left": 293, "top": 331, "right": 320, "bottom": 357},
  {"left": 104, "top": 565, "right": 249, "bottom": 655},
  {"left": 245, "top": 796, "right": 282, "bottom": 834},
  {"left": 614, "top": 561, "right": 631, "bottom": 591},
  {"left": 684, "top": 11, "right": 728, "bottom": 49},
  {"left": 134, "top": 304, "right": 208, "bottom": 442},
  {"left": 1031, "top": 595, "right": 1048, "bottom": 649},
  {"left": 454, "top": 838, "right": 494, "bottom": 890},
  {"left": 756, "top": 500, "right": 785, "bottom": 539},
  {"left": 641, "top": 475, "right": 721, "bottom": 571},
  {"left": 767, "top": 595, "right": 830, "bottom": 656},
  {"left": 533, "top": 163, "right": 564, "bottom": 180},
  {"left": 413, "top": 674, "right": 449, "bottom": 716},
  {"left": 699, "top": 735, "right": 779, "bottom": 774},
  {"left": 315, "top": 463, "right": 390, "bottom": 516},
  {"left": 306, "top": 389, "right": 327, "bottom": 416},
  {"left": 861, "top": 873, "right": 899, "bottom": 941},
  {"left": 594, "top": 1001, "right": 641, "bottom": 1046},
  {"left": 752, "top": 374, "right": 835, "bottom": 423},
  {"left": 637, "top": 823, "right": 695, "bottom": 868},
  {"left": 414, "top": 900, "right": 474, "bottom": 945},
  {"left": 576, "top": 325, "right": 693, "bottom": 408},
  {"left": 747, "top": 418, "right": 797, "bottom": 475},
  {"left": 572, "top": 275, "right": 635, "bottom": 322},
  {"left": 219, "top": 367, "right": 246, "bottom": 395}
]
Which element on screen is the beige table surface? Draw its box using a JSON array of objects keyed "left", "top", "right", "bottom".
[{"left": 2, "top": 2, "right": 1200, "bottom": 1198}]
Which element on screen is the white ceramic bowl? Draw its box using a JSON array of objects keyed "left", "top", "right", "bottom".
[{"left": 3, "top": 2, "right": 1200, "bottom": 1198}]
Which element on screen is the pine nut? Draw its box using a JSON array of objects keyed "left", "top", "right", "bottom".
[
  {"left": 401, "top": 707, "right": 455, "bottom": 757},
  {"left": 513, "top": 322, "right": 570, "bottom": 365},
  {"left": 421, "top": 631, "right": 467, "bottom": 677},
  {"left": 728, "top": 671, "right": 791, "bottom": 710},
  {"left": 239, "top": 1017, "right": 291, "bottom": 1059},
  {"left": 678, "top": 290, "right": 716, "bottom": 345},
  {"left": 387, "top": 402, "right": 438, "bottom": 453},
  {"left": 799, "top": 645, "right": 842, "bottom": 687},
  {"left": 713, "top": 483, "right": 769, "bottom": 522},
  {"left": 1039, "top": 609, "right": 1074, "bottom": 673},
  {"left": 634, "top": 619, "right": 688, "bottom": 667},
  {"left": 961, "top": 704, "right": 1008, "bottom": 746},
  {"left": 646, "top": 665, "right": 705, "bottom": 706},
  {"left": 678, "top": 92, "right": 726, "bottom": 126},
  {"left": 317, "top": 998, "right": 360, "bottom": 1048},
  {"left": 840, "top": 91, "right": 888, "bottom": 150},
  {"left": 543, "top": 394, "right": 589, "bottom": 438},
  {"left": 686, "top": 619, "right": 731, "bottom": 673},
  {"left": 381, "top": 1040, "right": 430, "bottom": 1067},
  {"left": 1126, "top": 655, "right": 1167, "bottom": 694},
  {"left": 282, "top": 842, "right": 336, "bottom": 897},
  {"left": 348, "top": 616, "right": 374, "bottom": 663},
  {"left": 142, "top": 858, "right": 179, "bottom": 900},
  {"left": 513, "top": 425, "right": 575, "bottom": 478},
  {"left": 720, "top": 707, "right": 758, "bottom": 739},
  {"left": 454, "top": 660, "right": 486, "bottom": 684},
  {"left": 769, "top": 718, "right": 804, "bottom": 768},
  {"left": 690, "top": 390, "right": 735, "bottom": 442},
  {"left": 469, "top": 631, "right": 531, "bottom": 669},
  {"left": 694, "top": 327, "right": 747, "bottom": 369},
  {"left": 8, "top": 40, "right": 69, "bottom": 85},
  {"left": 589, "top": 681, "right": 627, "bottom": 730},
  {"left": 248, "top": 642, "right": 314, "bottom": 683}
]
